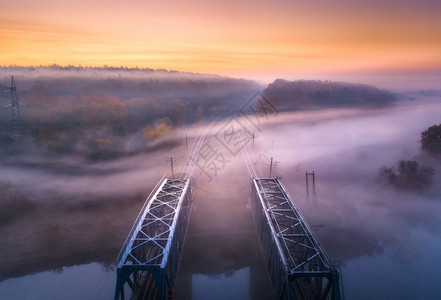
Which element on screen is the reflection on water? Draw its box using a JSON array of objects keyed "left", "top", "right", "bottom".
[
  {"left": 343, "top": 227, "right": 441, "bottom": 300},
  {"left": 0, "top": 262, "right": 115, "bottom": 300},
  {"left": 173, "top": 173, "right": 274, "bottom": 300},
  {"left": 192, "top": 268, "right": 250, "bottom": 300}
]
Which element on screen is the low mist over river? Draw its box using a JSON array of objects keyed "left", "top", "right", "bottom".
[{"left": 1, "top": 69, "right": 441, "bottom": 299}]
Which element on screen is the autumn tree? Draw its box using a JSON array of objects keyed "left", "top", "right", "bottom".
[
  {"left": 125, "top": 97, "right": 162, "bottom": 131},
  {"left": 142, "top": 117, "right": 173, "bottom": 140},
  {"left": 169, "top": 99, "right": 187, "bottom": 126}
]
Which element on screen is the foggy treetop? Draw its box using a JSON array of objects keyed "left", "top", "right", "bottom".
[
  {"left": 263, "top": 79, "right": 397, "bottom": 111},
  {"left": 0, "top": 66, "right": 261, "bottom": 157},
  {"left": 0, "top": 65, "right": 261, "bottom": 99},
  {"left": 0, "top": 67, "right": 397, "bottom": 158}
]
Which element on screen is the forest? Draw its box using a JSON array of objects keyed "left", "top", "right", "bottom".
[
  {"left": 0, "top": 66, "right": 260, "bottom": 158},
  {"left": 1, "top": 67, "right": 398, "bottom": 159}
]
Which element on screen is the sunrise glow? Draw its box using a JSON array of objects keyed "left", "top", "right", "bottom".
[{"left": 1, "top": 0, "right": 441, "bottom": 83}]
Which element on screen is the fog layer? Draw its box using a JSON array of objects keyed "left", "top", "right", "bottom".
[
  {"left": 247, "top": 99, "right": 441, "bottom": 299},
  {"left": 1, "top": 70, "right": 440, "bottom": 299}
]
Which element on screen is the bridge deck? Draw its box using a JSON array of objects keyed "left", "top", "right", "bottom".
[
  {"left": 115, "top": 178, "right": 192, "bottom": 300},
  {"left": 251, "top": 178, "right": 341, "bottom": 300}
]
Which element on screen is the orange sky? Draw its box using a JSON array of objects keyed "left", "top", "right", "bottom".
[{"left": 1, "top": 0, "right": 441, "bottom": 84}]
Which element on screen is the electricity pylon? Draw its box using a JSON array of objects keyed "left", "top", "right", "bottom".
[{"left": 4, "top": 76, "right": 26, "bottom": 141}]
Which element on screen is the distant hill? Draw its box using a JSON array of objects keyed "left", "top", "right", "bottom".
[{"left": 262, "top": 79, "right": 397, "bottom": 111}]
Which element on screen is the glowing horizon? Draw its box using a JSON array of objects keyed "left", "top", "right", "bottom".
[{"left": 1, "top": 0, "right": 440, "bottom": 86}]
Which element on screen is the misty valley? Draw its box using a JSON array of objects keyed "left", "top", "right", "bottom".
[{"left": 1, "top": 66, "right": 441, "bottom": 300}]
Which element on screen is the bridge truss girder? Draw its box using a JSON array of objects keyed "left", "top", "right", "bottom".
[
  {"left": 251, "top": 178, "right": 341, "bottom": 300},
  {"left": 115, "top": 179, "right": 192, "bottom": 300}
]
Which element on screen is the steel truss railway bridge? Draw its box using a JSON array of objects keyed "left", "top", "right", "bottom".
[
  {"left": 251, "top": 178, "right": 342, "bottom": 300},
  {"left": 115, "top": 178, "right": 192, "bottom": 300},
  {"left": 115, "top": 176, "right": 342, "bottom": 300}
]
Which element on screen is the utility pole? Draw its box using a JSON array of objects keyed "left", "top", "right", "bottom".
[
  {"left": 306, "top": 171, "right": 309, "bottom": 203},
  {"left": 170, "top": 157, "right": 174, "bottom": 179},
  {"left": 165, "top": 157, "right": 174, "bottom": 179},
  {"left": 306, "top": 171, "right": 317, "bottom": 206},
  {"left": 269, "top": 157, "right": 273, "bottom": 177}
]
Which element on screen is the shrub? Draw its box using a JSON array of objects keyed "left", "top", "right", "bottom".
[{"left": 378, "top": 160, "right": 434, "bottom": 192}]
